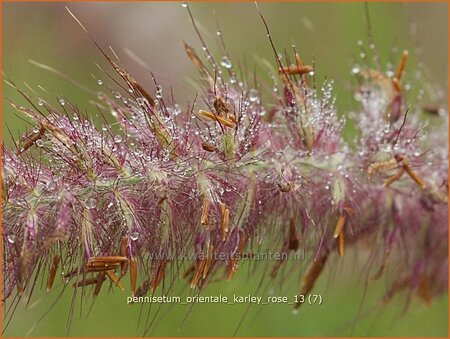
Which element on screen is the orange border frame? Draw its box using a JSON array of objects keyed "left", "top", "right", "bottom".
[{"left": 0, "top": 1, "right": 448, "bottom": 339}]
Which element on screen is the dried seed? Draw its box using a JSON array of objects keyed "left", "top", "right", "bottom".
[
  {"left": 337, "top": 231, "right": 344, "bottom": 257},
  {"left": 106, "top": 270, "right": 125, "bottom": 291},
  {"left": 294, "top": 248, "right": 329, "bottom": 309},
  {"left": 17, "top": 125, "right": 45, "bottom": 155},
  {"left": 184, "top": 42, "right": 214, "bottom": 87},
  {"left": 201, "top": 141, "right": 215, "bottom": 152},
  {"left": 278, "top": 65, "right": 313, "bottom": 75},
  {"left": 198, "top": 110, "right": 236, "bottom": 128},
  {"left": 333, "top": 215, "right": 346, "bottom": 239},
  {"left": 200, "top": 198, "right": 210, "bottom": 226},
  {"left": 85, "top": 263, "right": 121, "bottom": 272},
  {"left": 191, "top": 259, "right": 205, "bottom": 288},
  {"left": 151, "top": 260, "right": 166, "bottom": 292},
  {"left": 132, "top": 80, "right": 155, "bottom": 107},
  {"left": 278, "top": 181, "right": 294, "bottom": 192},
  {"left": 46, "top": 255, "right": 60, "bottom": 292},
  {"left": 368, "top": 158, "right": 398, "bottom": 177},
  {"left": 93, "top": 271, "right": 106, "bottom": 296},
  {"left": 394, "top": 50, "right": 408, "bottom": 81},
  {"left": 213, "top": 96, "right": 230, "bottom": 117},
  {"left": 383, "top": 168, "right": 405, "bottom": 187},
  {"left": 219, "top": 204, "right": 230, "bottom": 241},
  {"left": 87, "top": 256, "right": 128, "bottom": 264},
  {"left": 417, "top": 276, "right": 431, "bottom": 305},
  {"left": 72, "top": 276, "right": 104, "bottom": 288},
  {"left": 226, "top": 258, "right": 237, "bottom": 281},
  {"left": 402, "top": 162, "right": 426, "bottom": 188}
]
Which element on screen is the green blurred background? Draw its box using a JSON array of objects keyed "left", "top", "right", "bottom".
[{"left": 2, "top": 2, "right": 448, "bottom": 337}]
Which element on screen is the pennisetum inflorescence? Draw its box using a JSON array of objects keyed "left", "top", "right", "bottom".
[{"left": 2, "top": 3, "right": 448, "bottom": 334}]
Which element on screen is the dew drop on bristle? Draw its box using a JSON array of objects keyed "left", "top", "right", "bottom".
[
  {"left": 249, "top": 89, "right": 258, "bottom": 102},
  {"left": 97, "top": 79, "right": 103, "bottom": 85},
  {"left": 114, "top": 135, "right": 123, "bottom": 143},
  {"left": 35, "top": 139, "right": 44, "bottom": 147},
  {"left": 7, "top": 235, "right": 15, "bottom": 244},
  {"left": 156, "top": 85, "right": 163, "bottom": 99},
  {"left": 58, "top": 98, "right": 65, "bottom": 106},
  {"left": 85, "top": 197, "right": 97, "bottom": 210},
  {"left": 351, "top": 66, "right": 360, "bottom": 75},
  {"left": 130, "top": 232, "right": 139, "bottom": 241},
  {"left": 220, "top": 56, "right": 232, "bottom": 69},
  {"left": 181, "top": 2, "right": 188, "bottom": 8},
  {"left": 173, "top": 104, "right": 181, "bottom": 116}
]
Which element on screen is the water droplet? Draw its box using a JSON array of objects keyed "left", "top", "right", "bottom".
[
  {"left": 97, "top": 79, "right": 103, "bottom": 85},
  {"left": 58, "top": 98, "right": 65, "bottom": 106},
  {"left": 33, "top": 127, "right": 40, "bottom": 134},
  {"left": 114, "top": 135, "right": 123, "bottom": 143},
  {"left": 35, "top": 139, "right": 44, "bottom": 147},
  {"left": 248, "top": 89, "right": 258, "bottom": 102},
  {"left": 216, "top": 30, "right": 222, "bottom": 36},
  {"left": 130, "top": 232, "right": 139, "bottom": 241},
  {"left": 46, "top": 180, "right": 56, "bottom": 191},
  {"left": 85, "top": 197, "right": 97, "bottom": 210},
  {"left": 181, "top": 2, "right": 188, "bottom": 7},
  {"left": 351, "top": 66, "right": 360, "bottom": 75},
  {"left": 220, "top": 56, "right": 232, "bottom": 69},
  {"left": 155, "top": 86, "right": 163, "bottom": 99},
  {"left": 38, "top": 99, "right": 44, "bottom": 106},
  {"left": 7, "top": 235, "right": 15, "bottom": 244},
  {"left": 173, "top": 104, "right": 181, "bottom": 116}
]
